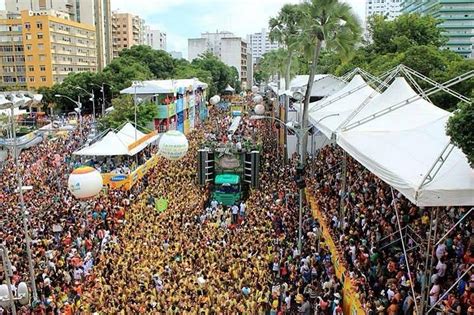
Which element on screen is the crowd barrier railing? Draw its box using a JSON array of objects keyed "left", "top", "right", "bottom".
[{"left": 306, "top": 191, "right": 366, "bottom": 315}]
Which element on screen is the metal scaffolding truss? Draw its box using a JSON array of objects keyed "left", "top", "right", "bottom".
[
  {"left": 341, "top": 69, "right": 474, "bottom": 132},
  {"left": 309, "top": 66, "right": 397, "bottom": 114}
]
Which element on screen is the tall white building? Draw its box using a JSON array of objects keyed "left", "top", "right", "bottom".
[
  {"left": 145, "top": 26, "right": 167, "bottom": 50},
  {"left": 365, "top": 0, "right": 403, "bottom": 21},
  {"left": 188, "top": 31, "right": 251, "bottom": 88},
  {"left": 247, "top": 28, "right": 280, "bottom": 63}
]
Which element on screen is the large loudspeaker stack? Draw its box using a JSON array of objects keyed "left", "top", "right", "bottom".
[
  {"left": 243, "top": 150, "right": 260, "bottom": 189},
  {"left": 197, "top": 149, "right": 215, "bottom": 186}
]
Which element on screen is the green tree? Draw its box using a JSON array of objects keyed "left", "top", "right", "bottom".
[
  {"left": 98, "top": 95, "right": 157, "bottom": 131},
  {"left": 368, "top": 13, "right": 446, "bottom": 54},
  {"left": 269, "top": 3, "right": 304, "bottom": 113},
  {"left": 257, "top": 49, "right": 289, "bottom": 86},
  {"left": 103, "top": 57, "right": 153, "bottom": 91},
  {"left": 299, "top": 0, "right": 361, "bottom": 160},
  {"left": 447, "top": 100, "right": 474, "bottom": 167},
  {"left": 191, "top": 52, "right": 237, "bottom": 97},
  {"left": 117, "top": 45, "right": 176, "bottom": 79}
]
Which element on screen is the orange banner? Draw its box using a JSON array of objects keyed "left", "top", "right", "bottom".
[
  {"left": 128, "top": 131, "right": 157, "bottom": 151},
  {"left": 307, "top": 191, "right": 366, "bottom": 315}
]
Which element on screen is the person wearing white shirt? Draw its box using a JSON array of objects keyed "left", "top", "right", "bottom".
[{"left": 231, "top": 204, "right": 239, "bottom": 224}]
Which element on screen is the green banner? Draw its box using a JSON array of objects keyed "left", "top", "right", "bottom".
[{"left": 155, "top": 198, "right": 168, "bottom": 212}]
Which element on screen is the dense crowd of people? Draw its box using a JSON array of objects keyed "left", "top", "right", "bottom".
[
  {"left": 0, "top": 118, "right": 146, "bottom": 314},
  {"left": 79, "top": 109, "right": 343, "bottom": 313},
  {"left": 306, "top": 145, "right": 473, "bottom": 314},
  {"left": 0, "top": 102, "right": 471, "bottom": 314}
]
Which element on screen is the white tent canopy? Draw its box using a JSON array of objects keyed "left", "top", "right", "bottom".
[
  {"left": 116, "top": 122, "right": 146, "bottom": 146},
  {"left": 74, "top": 131, "right": 130, "bottom": 156},
  {"left": 75, "top": 124, "right": 160, "bottom": 157},
  {"left": 336, "top": 77, "right": 474, "bottom": 206},
  {"left": 307, "top": 75, "right": 377, "bottom": 139}
]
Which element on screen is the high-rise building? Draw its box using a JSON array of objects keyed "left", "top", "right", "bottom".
[
  {"left": 365, "top": 0, "right": 403, "bottom": 21},
  {"left": 188, "top": 31, "right": 252, "bottom": 88},
  {"left": 402, "top": 0, "right": 474, "bottom": 58},
  {"left": 111, "top": 11, "right": 146, "bottom": 58},
  {"left": 0, "top": 10, "right": 97, "bottom": 90},
  {"left": 5, "top": 0, "right": 112, "bottom": 70},
  {"left": 145, "top": 26, "right": 167, "bottom": 50},
  {"left": 0, "top": 11, "right": 27, "bottom": 89},
  {"left": 94, "top": 0, "right": 112, "bottom": 70},
  {"left": 247, "top": 28, "right": 280, "bottom": 63}
]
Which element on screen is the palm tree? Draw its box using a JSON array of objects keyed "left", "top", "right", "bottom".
[
  {"left": 258, "top": 49, "right": 287, "bottom": 85},
  {"left": 269, "top": 4, "right": 303, "bottom": 110},
  {"left": 299, "top": 0, "right": 361, "bottom": 162}
]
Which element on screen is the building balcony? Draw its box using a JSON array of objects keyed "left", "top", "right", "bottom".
[{"left": 155, "top": 103, "right": 177, "bottom": 119}]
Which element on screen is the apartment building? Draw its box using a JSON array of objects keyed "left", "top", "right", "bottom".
[
  {"left": 366, "top": 0, "right": 403, "bottom": 20},
  {"left": 247, "top": 28, "right": 280, "bottom": 64},
  {"left": 145, "top": 26, "right": 167, "bottom": 51},
  {"left": 188, "top": 31, "right": 252, "bottom": 88},
  {"left": 0, "top": 12, "right": 26, "bottom": 89},
  {"left": 112, "top": 11, "right": 146, "bottom": 57},
  {"left": 403, "top": 0, "right": 474, "bottom": 58},
  {"left": 5, "top": 0, "right": 112, "bottom": 69},
  {"left": 0, "top": 10, "right": 97, "bottom": 90}
]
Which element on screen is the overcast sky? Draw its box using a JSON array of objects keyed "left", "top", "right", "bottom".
[{"left": 0, "top": 0, "right": 367, "bottom": 56}]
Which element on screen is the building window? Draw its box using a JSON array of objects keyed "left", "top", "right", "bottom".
[
  {"left": 40, "top": 76, "right": 46, "bottom": 82},
  {"left": 25, "top": 23, "right": 31, "bottom": 30},
  {"left": 27, "top": 55, "right": 33, "bottom": 61},
  {"left": 29, "top": 77, "right": 35, "bottom": 82},
  {"left": 39, "top": 55, "right": 46, "bottom": 61},
  {"left": 38, "top": 44, "right": 44, "bottom": 50},
  {"left": 36, "top": 22, "right": 43, "bottom": 29},
  {"left": 37, "top": 33, "right": 43, "bottom": 39},
  {"left": 26, "top": 44, "right": 32, "bottom": 51},
  {"left": 25, "top": 33, "right": 32, "bottom": 40},
  {"left": 28, "top": 66, "right": 34, "bottom": 72},
  {"left": 40, "top": 65, "right": 46, "bottom": 71}
]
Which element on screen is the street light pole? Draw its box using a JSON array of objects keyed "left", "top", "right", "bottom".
[
  {"left": 75, "top": 87, "right": 95, "bottom": 121},
  {"left": 55, "top": 94, "right": 82, "bottom": 133},
  {"left": 9, "top": 105, "right": 39, "bottom": 304},
  {"left": 132, "top": 81, "right": 144, "bottom": 141},
  {"left": 101, "top": 84, "right": 105, "bottom": 116}
]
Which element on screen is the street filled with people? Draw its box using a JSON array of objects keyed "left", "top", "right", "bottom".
[{"left": 0, "top": 102, "right": 472, "bottom": 314}]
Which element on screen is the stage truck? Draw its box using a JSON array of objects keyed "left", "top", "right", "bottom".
[{"left": 197, "top": 116, "right": 261, "bottom": 206}]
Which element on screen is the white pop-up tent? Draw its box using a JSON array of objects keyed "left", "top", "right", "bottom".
[
  {"left": 74, "top": 131, "right": 130, "bottom": 156},
  {"left": 307, "top": 75, "right": 377, "bottom": 139},
  {"left": 337, "top": 77, "right": 474, "bottom": 206},
  {"left": 116, "top": 123, "right": 146, "bottom": 146}
]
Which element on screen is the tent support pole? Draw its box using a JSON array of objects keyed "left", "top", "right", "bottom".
[
  {"left": 336, "top": 65, "right": 402, "bottom": 131},
  {"left": 401, "top": 66, "right": 432, "bottom": 104},
  {"left": 419, "top": 207, "right": 435, "bottom": 313},
  {"left": 422, "top": 207, "right": 440, "bottom": 314},
  {"left": 416, "top": 142, "right": 454, "bottom": 193},
  {"left": 404, "top": 66, "right": 472, "bottom": 104},
  {"left": 309, "top": 66, "right": 399, "bottom": 114},
  {"left": 339, "top": 151, "right": 347, "bottom": 224},
  {"left": 435, "top": 207, "right": 473, "bottom": 247},
  {"left": 391, "top": 187, "right": 419, "bottom": 313},
  {"left": 426, "top": 264, "right": 473, "bottom": 313}
]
